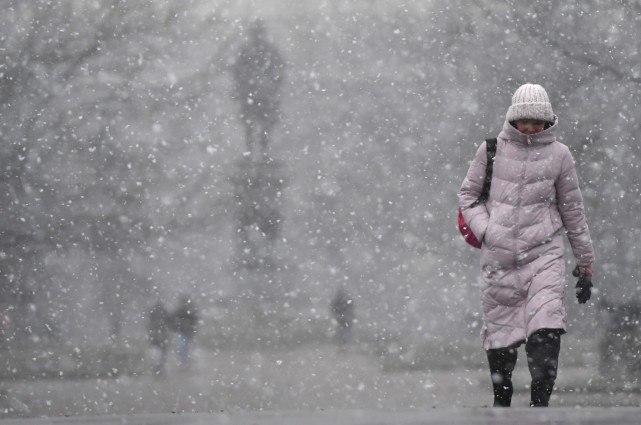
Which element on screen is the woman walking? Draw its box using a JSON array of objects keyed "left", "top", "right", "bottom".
[{"left": 458, "top": 83, "right": 595, "bottom": 407}]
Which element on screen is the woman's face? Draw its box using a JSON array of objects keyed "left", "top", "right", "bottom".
[{"left": 515, "top": 119, "right": 546, "bottom": 134}]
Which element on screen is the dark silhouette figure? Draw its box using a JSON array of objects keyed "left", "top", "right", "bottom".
[
  {"left": 171, "top": 296, "right": 199, "bottom": 369},
  {"left": 0, "top": 310, "right": 14, "bottom": 350},
  {"left": 147, "top": 301, "right": 170, "bottom": 376},
  {"left": 232, "top": 19, "right": 285, "bottom": 160},
  {"left": 599, "top": 298, "right": 641, "bottom": 378},
  {"left": 330, "top": 288, "right": 355, "bottom": 348}
]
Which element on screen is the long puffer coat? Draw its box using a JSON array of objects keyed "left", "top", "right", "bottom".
[{"left": 458, "top": 117, "right": 594, "bottom": 350}]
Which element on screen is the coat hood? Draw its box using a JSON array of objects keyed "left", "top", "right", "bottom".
[{"left": 499, "top": 115, "right": 558, "bottom": 145}]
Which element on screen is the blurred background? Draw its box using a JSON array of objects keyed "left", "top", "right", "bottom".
[{"left": 0, "top": 0, "right": 640, "bottom": 416}]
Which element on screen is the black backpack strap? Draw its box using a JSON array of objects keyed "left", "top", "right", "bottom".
[
  {"left": 471, "top": 138, "right": 497, "bottom": 207},
  {"left": 485, "top": 138, "right": 497, "bottom": 162}
]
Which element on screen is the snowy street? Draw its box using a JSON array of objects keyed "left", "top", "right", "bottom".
[
  {"left": 1, "top": 343, "right": 639, "bottom": 423},
  {"left": 2, "top": 408, "right": 641, "bottom": 425}
]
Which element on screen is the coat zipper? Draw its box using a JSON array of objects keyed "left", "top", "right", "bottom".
[{"left": 515, "top": 140, "right": 531, "bottom": 266}]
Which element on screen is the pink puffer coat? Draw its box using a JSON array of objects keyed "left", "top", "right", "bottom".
[{"left": 458, "top": 117, "right": 594, "bottom": 349}]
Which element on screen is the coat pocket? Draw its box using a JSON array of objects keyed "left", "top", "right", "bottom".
[{"left": 548, "top": 205, "right": 562, "bottom": 234}]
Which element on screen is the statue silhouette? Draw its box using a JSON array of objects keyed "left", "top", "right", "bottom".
[{"left": 232, "top": 19, "right": 285, "bottom": 160}]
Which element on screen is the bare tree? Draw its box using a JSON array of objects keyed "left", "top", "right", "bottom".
[{"left": 0, "top": 0, "right": 235, "bottom": 342}]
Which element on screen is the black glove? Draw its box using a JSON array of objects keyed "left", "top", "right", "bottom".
[{"left": 573, "top": 265, "right": 593, "bottom": 304}]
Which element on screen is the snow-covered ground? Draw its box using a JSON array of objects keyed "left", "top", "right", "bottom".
[
  {"left": 3, "top": 408, "right": 641, "bottom": 425},
  {"left": 0, "top": 343, "right": 639, "bottom": 421}
]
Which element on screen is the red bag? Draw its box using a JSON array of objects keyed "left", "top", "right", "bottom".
[
  {"left": 458, "top": 138, "right": 497, "bottom": 249},
  {"left": 458, "top": 208, "right": 482, "bottom": 248}
]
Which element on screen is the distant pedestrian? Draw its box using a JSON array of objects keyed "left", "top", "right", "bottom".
[
  {"left": 0, "top": 311, "right": 14, "bottom": 350},
  {"left": 458, "top": 83, "right": 595, "bottom": 407},
  {"left": 171, "top": 296, "right": 199, "bottom": 369},
  {"left": 330, "top": 288, "right": 355, "bottom": 348},
  {"left": 147, "top": 301, "right": 170, "bottom": 376},
  {"left": 598, "top": 298, "right": 641, "bottom": 378}
]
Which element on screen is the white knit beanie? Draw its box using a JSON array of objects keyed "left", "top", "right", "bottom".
[{"left": 506, "top": 83, "right": 554, "bottom": 123}]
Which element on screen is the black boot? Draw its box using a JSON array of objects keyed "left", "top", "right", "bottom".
[
  {"left": 526, "top": 329, "right": 562, "bottom": 407},
  {"left": 486, "top": 347, "right": 518, "bottom": 407}
]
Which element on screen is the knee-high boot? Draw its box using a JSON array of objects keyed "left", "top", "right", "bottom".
[
  {"left": 526, "top": 329, "right": 562, "bottom": 407},
  {"left": 486, "top": 347, "right": 518, "bottom": 407}
]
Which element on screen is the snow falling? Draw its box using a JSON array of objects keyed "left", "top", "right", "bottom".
[{"left": 0, "top": 0, "right": 640, "bottom": 418}]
